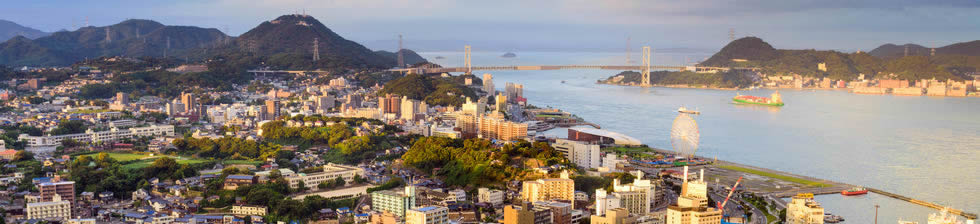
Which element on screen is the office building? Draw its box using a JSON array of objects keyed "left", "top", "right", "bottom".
[
  {"left": 478, "top": 188, "right": 505, "bottom": 206},
  {"left": 666, "top": 167, "right": 722, "bottom": 224},
  {"left": 39, "top": 181, "right": 75, "bottom": 204},
  {"left": 372, "top": 185, "right": 417, "bottom": 217},
  {"left": 181, "top": 92, "right": 196, "bottom": 114},
  {"left": 316, "top": 95, "right": 335, "bottom": 113},
  {"left": 552, "top": 139, "right": 601, "bottom": 169},
  {"left": 264, "top": 100, "right": 280, "bottom": 120},
  {"left": 26, "top": 194, "right": 71, "bottom": 220},
  {"left": 406, "top": 206, "right": 449, "bottom": 224},
  {"left": 595, "top": 170, "right": 655, "bottom": 216},
  {"left": 521, "top": 170, "right": 575, "bottom": 207},
  {"left": 786, "top": 194, "right": 824, "bottom": 224},
  {"left": 505, "top": 82, "right": 524, "bottom": 103}
]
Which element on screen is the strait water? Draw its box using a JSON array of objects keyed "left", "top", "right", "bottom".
[{"left": 420, "top": 51, "right": 980, "bottom": 223}]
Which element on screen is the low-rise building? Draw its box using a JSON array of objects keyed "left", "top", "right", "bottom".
[
  {"left": 551, "top": 139, "right": 601, "bottom": 169},
  {"left": 286, "top": 163, "right": 365, "bottom": 190},
  {"left": 26, "top": 194, "right": 71, "bottom": 220},
  {"left": 786, "top": 194, "right": 824, "bottom": 224},
  {"left": 406, "top": 206, "right": 450, "bottom": 224},
  {"left": 478, "top": 188, "right": 505, "bottom": 206},
  {"left": 223, "top": 175, "right": 257, "bottom": 190},
  {"left": 232, "top": 205, "right": 268, "bottom": 216}
]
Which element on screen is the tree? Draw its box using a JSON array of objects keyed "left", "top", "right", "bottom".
[
  {"left": 13, "top": 150, "right": 33, "bottom": 162},
  {"left": 333, "top": 177, "right": 345, "bottom": 188},
  {"left": 296, "top": 181, "right": 307, "bottom": 192}
]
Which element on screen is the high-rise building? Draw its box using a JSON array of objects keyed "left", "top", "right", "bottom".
[
  {"left": 39, "top": 181, "right": 75, "bottom": 204},
  {"left": 504, "top": 202, "right": 552, "bottom": 224},
  {"left": 786, "top": 194, "right": 824, "bottom": 224},
  {"left": 666, "top": 166, "right": 722, "bottom": 224},
  {"left": 552, "top": 139, "right": 601, "bottom": 169},
  {"left": 371, "top": 185, "right": 417, "bottom": 217},
  {"left": 505, "top": 82, "right": 524, "bottom": 103},
  {"left": 483, "top": 73, "right": 495, "bottom": 95},
  {"left": 521, "top": 170, "right": 575, "bottom": 207},
  {"left": 406, "top": 206, "right": 449, "bottom": 224},
  {"left": 401, "top": 96, "right": 421, "bottom": 121},
  {"left": 116, "top": 92, "right": 129, "bottom": 105},
  {"left": 495, "top": 93, "right": 508, "bottom": 112},
  {"left": 461, "top": 97, "right": 485, "bottom": 116},
  {"left": 315, "top": 95, "right": 335, "bottom": 114},
  {"left": 181, "top": 92, "right": 196, "bottom": 114},
  {"left": 27, "top": 78, "right": 40, "bottom": 89},
  {"left": 595, "top": 171, "right": 655, "bottom": 216},
  {"left": 378, "top": 94, "right": 401, "bottom": 116},
  {"left": 264, "top": 100, "right": 280, "bottom": 121},
  {"left": 477, "top": 112, "right": 528, "bottom": 141}
]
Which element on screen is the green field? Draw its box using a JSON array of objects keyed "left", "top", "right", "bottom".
[
  {"left": 602, "top": 147, "right": 658, "bottom": 159},
  {"left": 122, "top": 157, "right": 210, "bottom": 169},
  {"left": 78, "top": 152, "right": 151, "bottom": 161},
  {"left": 717, "top": 165, "right": 831, "bottom": 187}
]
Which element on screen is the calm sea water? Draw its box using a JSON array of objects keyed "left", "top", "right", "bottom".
[{"left": 420, "top": 51, "right": 980, "bottom": 223}]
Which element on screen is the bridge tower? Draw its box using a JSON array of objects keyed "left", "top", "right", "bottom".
[
  {"left": 642, "top": 46, "right": 651, "bottom": 86},
  {"left": 464, "top": 45, "right": 472, "bottom": 74},
  {"left": 397, "top": 34, "right": 404, "bottom": 67}
]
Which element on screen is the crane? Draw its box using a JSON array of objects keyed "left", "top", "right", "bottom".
[{"left": 718, "top": 176, "right": 743, "bottom": 210}]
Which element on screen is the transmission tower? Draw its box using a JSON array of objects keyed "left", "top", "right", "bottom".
[
  {"left": 642, "top": 46, "right": 651, "bottom": 86},
  {"left": 729, "top": 28, "right": 735, "bottom": 41},
  {"left": 626, "top": 36, "right": 631, "bottom": 65},
  {"left": 464, "top": 45, "right": 472, "bottom": 74},
  {"left": 397, "top": 34, "right": 405, "bottom": 67},
  {"left": 313, "top": 38, "right": 320, "bottom": 61},
  {"left": 931, "top": 48, "right": 935, "bottom": 56},
  {"left": 165, "top": 36, "right": 171, "bottom": 58},
  {"left": 904, "top": 45, "right": 909, "bottom": 57},
  {"left": 105, "top": 27, "right": 111, "bottom": 43}
]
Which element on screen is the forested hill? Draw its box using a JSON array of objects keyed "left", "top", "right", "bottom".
[
  {"left": 0, "top": 19, "right": 229, "bottom": 66},
  {"left": 698, "top": 37, "right": 977, "bottom": 81},
  {"left": 869, "top": 40, "right": 980, "bottom": 59}
]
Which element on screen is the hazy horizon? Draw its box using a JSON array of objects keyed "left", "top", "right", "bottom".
[{"left": 3, "top": 0, "right": 979, "bottom": 52}]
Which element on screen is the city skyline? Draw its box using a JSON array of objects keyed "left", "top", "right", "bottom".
[{"left": 2, "top": 0, "right": 980, "bottom": 52}]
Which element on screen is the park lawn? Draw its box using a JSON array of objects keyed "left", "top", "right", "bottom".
[
  {"left": 122, "top": 157, "right": 210, "bottom": 169},
  {"left": 602, "top": 146, "right": 655, "bottom": 154},
  {"left": 79, "top": 152, "right": 150, "bottom": 162},
  {"left": 717, "top": 165, "right": 832, "bottom": 187},
  {"left": 222, "top": 160, "right": 262, "bottom": 165}
]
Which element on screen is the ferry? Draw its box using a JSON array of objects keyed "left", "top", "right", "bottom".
[
  {"left": 733, "top": 91, "right": 784, "bottom": 106},
  {"left": 841, "top": 187, "right": 868, "bottom": 196},
  {"left": 824, "top": 213, "right": 845, "bottom": 223},
  {"left": 678, "top": 107, "right": 701, "bottom": 115}
]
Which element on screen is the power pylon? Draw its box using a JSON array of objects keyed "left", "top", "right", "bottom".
[
  {"left": 105, "top": 27, "right": 111, "bottom": 43},
  {"left": 642, "top": 46, "right": 651, "bottom": 86},
  {"left": 464, "top": 45, "right": 472, "bottom": 74},
  {"left": 729, "top": 28, "right": 735, "bottom": 41},
  {"left": 626, "top": 36, "right": 631, "bottom": 65}
]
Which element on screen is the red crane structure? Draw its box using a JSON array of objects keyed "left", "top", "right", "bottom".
[{"left": 717, "top": 176, "right": 744, "bottom": 210}]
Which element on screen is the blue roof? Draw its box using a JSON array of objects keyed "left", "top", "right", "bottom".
[
  {"left": 355, "top": 214, "right": 369, "bottom": 217},
  {"left": 416, "top": 206, "right": 442, "bottom": 212},
  {"left": 226, "top": 175, "right": 254, "bottom": 180}
]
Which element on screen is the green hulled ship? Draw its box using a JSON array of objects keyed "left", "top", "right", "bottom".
[{"left": 733, "top": 91, "right": 784, "bottom": 106}]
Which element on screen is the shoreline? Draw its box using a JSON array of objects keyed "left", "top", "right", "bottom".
[
  {"left": 630, "top": 146, "right": 977, "bottom": 219},
  {"left": 597, "top": 82, "right": 980, "bottom": 97}
]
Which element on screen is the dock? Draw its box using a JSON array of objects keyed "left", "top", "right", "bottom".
[{"left": 867, "top": 187, "right": 977, "bottom": 220}]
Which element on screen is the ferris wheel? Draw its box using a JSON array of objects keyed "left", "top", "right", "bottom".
[{"left": 671, "top": 112, "right": 700, "bottom": 158}]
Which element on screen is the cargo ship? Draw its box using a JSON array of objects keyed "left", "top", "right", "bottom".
[
  {"left": 841, "top": 187, "right": 868, "bottom": 196},
  {"left": 732, "top": 91, "right": 784, "bottom": 106}
]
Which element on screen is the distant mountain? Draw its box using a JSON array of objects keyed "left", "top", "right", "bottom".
[
  {"left": 0, "top": 19, "right": 229, "bottom": 66},
  {"left": 234, "top": 14, "right": 393, "bottom": 69},
  {"left": 869, "top": 40, "right": 980, "bottom": 58},
  {"left": 374, "top": 49, "right": 427, "bottom": 66},
  {"left": 868, "top": 44, "right": 929, "bottom": 58},
  {"left": 0, "top": 19, "right": 49, "bottom": 42},
  {"left": 697, "top": 37, "right": 972, "bottom": 81}
]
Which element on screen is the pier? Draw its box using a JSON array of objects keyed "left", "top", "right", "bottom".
[{"left": 867, "top": 187, "right": 977, "bottom": 220}]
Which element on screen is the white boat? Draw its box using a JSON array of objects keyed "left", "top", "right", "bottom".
[{"left": 678, "top": 107, "right": 701, "bottom": 115}]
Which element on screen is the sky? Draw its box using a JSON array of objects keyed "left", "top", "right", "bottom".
[{"left": 3, "top": 0, "right": 979, "bottom": 52}]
